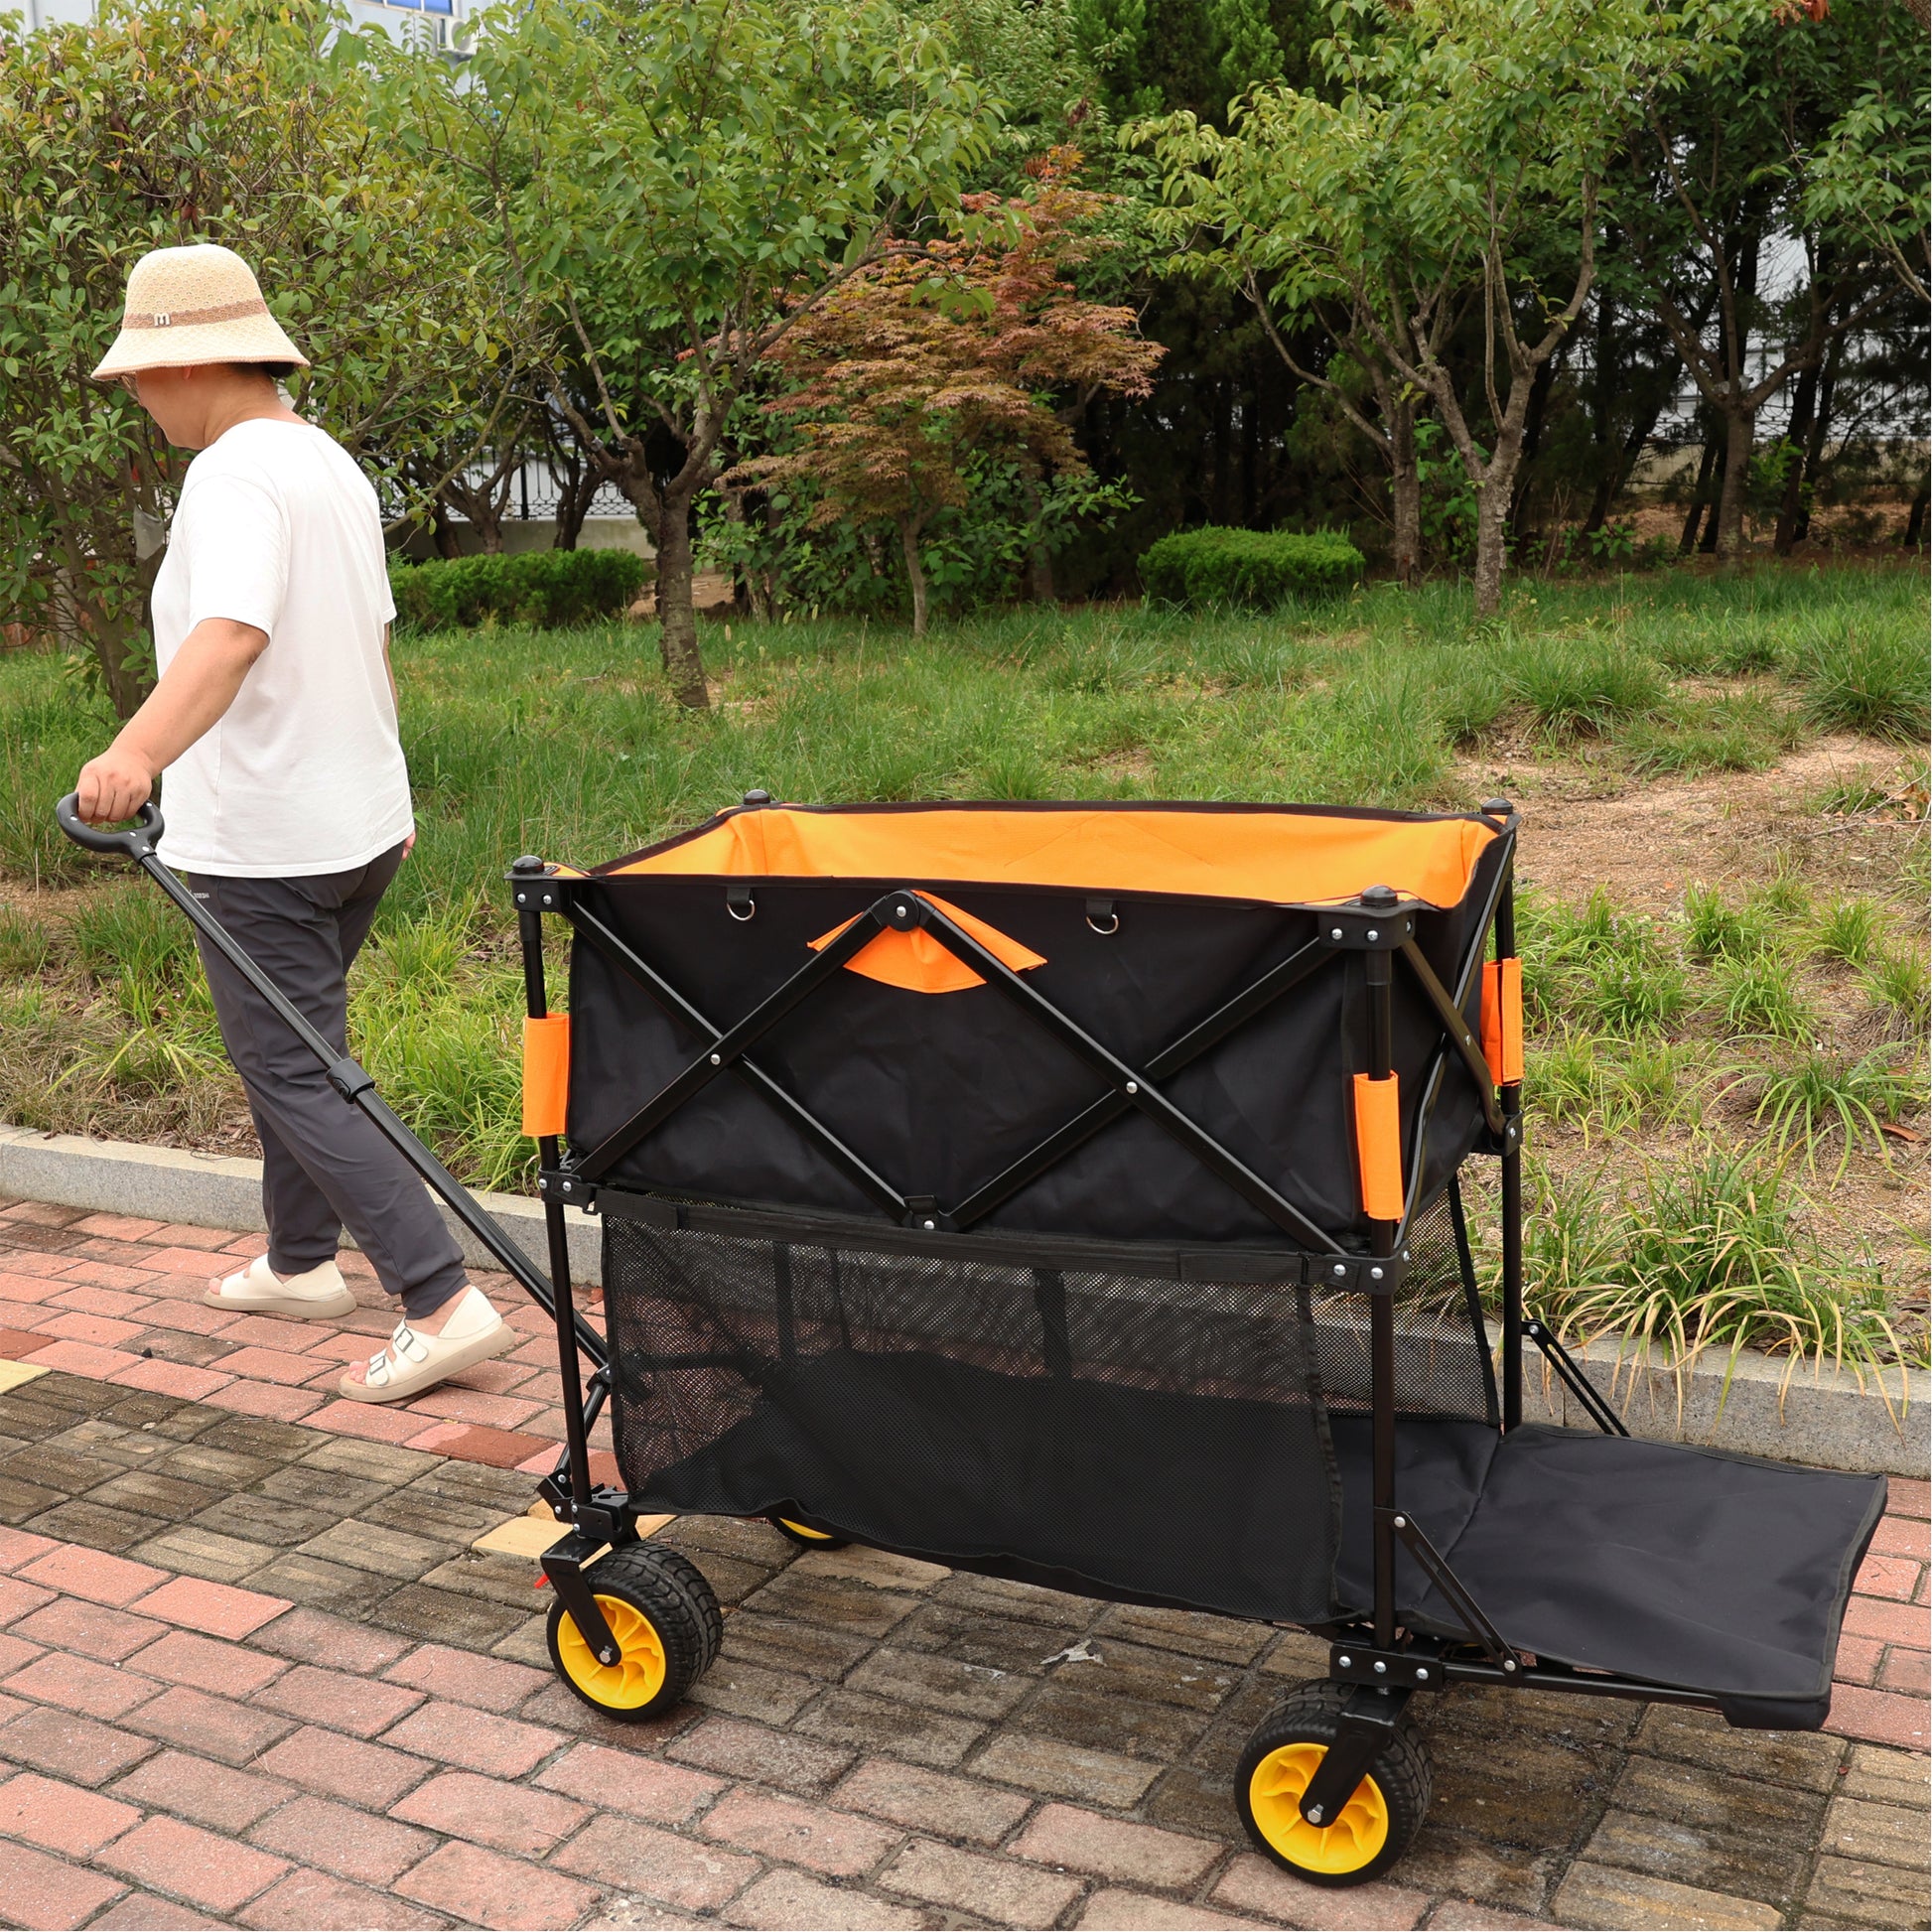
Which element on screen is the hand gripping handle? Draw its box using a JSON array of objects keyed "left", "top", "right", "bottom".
[{"left": 54, "top": 793, "right": 164, "bottom": 861}]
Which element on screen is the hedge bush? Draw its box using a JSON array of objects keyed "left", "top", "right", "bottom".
[
  {"left": 389, "top": 548, "right": 650, "bottom": 632},
  {"left": 1139, "top": 526, "right": 1364, "bottom": 610}
]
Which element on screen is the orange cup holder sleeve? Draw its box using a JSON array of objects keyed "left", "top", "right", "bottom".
[
  {"left": 522, "top": 1014, "right": 571, "bottom": 1139},
  {"left": 1481, "top": 958, "right": 1523, "bottom": 1086},
  {"left": 1352, "top": 1072, "right": 1405, "bottom": 1223}
]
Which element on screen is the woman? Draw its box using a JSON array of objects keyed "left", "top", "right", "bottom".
[{"left": 76, "top": 242, "right": 512, "bottom": 1403}]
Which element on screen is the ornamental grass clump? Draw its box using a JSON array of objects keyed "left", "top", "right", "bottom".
[
  {"left": 1796, "top": 618, "right": 1929, "bottom": 742},
  {"left": 1502, "top": 637, "right": 1664, "bottom": 740},
  {"left": 1524, "top": 888, "right": 1687, "bottom": 1036},
  {"left": 1522, "top": 1152, "right": 1913, "bottom": 1399},
  {"left": 1740, "top": 1046, "right": 1924, "bottom": 1178}
]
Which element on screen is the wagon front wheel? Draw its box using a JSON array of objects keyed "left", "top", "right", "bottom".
[
  {"left": 546, "top": 1543, "right": 721, "bottom": 1722},
  {"left": 1236, "top": 1683, "right": 1431, "bottom": 1888}
]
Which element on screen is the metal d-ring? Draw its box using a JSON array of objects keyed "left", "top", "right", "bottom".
[
  {"left": 726, "top": 891, "right": 756, "bottom": 922},
  {"left": 1085, "top": 898, "right": 1119, "bottom": 936}
]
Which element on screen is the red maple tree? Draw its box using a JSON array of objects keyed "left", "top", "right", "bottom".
[{"left": 734, "top": 150, "right": 1164, "bottom": 634}]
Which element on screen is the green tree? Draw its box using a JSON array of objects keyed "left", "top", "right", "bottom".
[
  {"left": 1613, "top": 0, "right": 1919, "bottom": 555},
  {"left": 433, "top": 0, "right": 989, "bottom": 708},
  {"left": 1145, "top": 0, "right": 1691, "bottom": 615},
  {"left": 0, "top": 0, "right": 529, "bottom": 718}
]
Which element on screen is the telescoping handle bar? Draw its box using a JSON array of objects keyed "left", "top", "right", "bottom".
[{"left": 51, "top": 795, "right": 608, "bottom": 1376}]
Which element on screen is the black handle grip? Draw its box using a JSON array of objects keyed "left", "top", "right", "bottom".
[{"left": 54, "top": 793, "right": 164, "bottom": 860}]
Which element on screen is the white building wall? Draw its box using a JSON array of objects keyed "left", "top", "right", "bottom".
[{"left": 19, "top": 0, "right": 466, "bottom": 48}]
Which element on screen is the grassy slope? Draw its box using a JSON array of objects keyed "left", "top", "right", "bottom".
[{"left": 3, "top": 562, "right": 1926, "bottom": 1364}]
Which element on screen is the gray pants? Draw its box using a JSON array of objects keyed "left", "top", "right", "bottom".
[{"left": 189, "top": 846, "right": 468, "bottom": 1321}]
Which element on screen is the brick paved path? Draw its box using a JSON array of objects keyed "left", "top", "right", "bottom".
[{"left": 0, "top": 1199, "right": 1923, "bottom": 1929}]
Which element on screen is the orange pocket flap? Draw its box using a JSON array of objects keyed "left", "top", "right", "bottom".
[
  {"left": 1352, "top": 1071, "right": 1405, "bottom": 1223},
  {"left": 522, "top": 1014, "right": 571, "bottom": 1139},
  {"left": 1480, "top": 958, "right": 1523, "bottom": 1086},
  {"left": 810, "top": 893, "right": 1046, "bottom": 995}
]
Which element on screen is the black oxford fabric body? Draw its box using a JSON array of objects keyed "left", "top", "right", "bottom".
[{"left": 562, "top": 799, "right": 1884, "bottom": 1733}]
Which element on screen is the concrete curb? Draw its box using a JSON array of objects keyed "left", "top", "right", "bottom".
[{"left": 3, "top": 1122, "right": 1924, "bottom": 1478}]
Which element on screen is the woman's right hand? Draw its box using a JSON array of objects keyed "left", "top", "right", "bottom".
[{"left": 75, "top": 746, "right": 156, "bottom": 825}]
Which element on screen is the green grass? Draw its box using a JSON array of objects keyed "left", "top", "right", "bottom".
[
  {"left": 1741, "top": 1046, "right": 1924, "bottom": 1180},
  {"left": 1711, "top": 950, "right": 1815, "bottom": 1042},
  {"left": 5, "top": 558, "right": 1925, "bottom": 1203},
  {"left": 1865, "top": 946, "right": 1932, "bottom": 1032},
  {"left": 1811, "top": 897, "right": 1884, "bottom": 969},
  {"left": 1795, "top": 614, "right": 1930, "bottom": 742},
  {"left": 1519, "top": 1149, "right": 1914, "bottom": 1384},
  {"left": 1521, "top": 889, "right": 1689, "bottom": 1036}
]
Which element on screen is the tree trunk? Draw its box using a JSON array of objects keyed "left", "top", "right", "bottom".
[
  {"left": 1389, "top": 399, "right": 1422, "bottom": 588},
  {"left": 1022, "top": 473, "right": 1054, "bottom": 604},
  {"left": 430, "top": 496, "right": 464, "bottom": 560},
  {"left": 1470, "top": 473, "right": 1511, "bottom": 618},
  {"left": 1679, "top": 436, "right": 1718, "bottom": 552},
  {"left": 553, "top": 468, "right": 596, "bottom": 551},
  {"left": 1773, "top": 357, "right": 1821, "bottom": 555},
  {"left": 899, "top": 514, "right": 929, "bottom": 637},
  {"left": 1903, "top": 483, "right": 1928, "bottom": 549},
  {"left": 1713, "top": 403, "right": 1754, "bottom": 556},
  {"left": 651, "top": 497, "right": 709, "bottom": 708},
  {"left": 1792, "top": 331, "right": 1844, "bottom": 549},
  {"left": 86, "top": 604, "right": 154, "bottom": 721},
  {"left": 1508, "top": 350, "right": 1562, "bottom": 543}
]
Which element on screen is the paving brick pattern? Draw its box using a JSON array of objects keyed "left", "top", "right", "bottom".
[
  {"left": 0, "top": 1201, "right": 1921, "bottom": 1928},
  {"left": 0, "top": 1202, "right": 611, "bottom": 1481}
]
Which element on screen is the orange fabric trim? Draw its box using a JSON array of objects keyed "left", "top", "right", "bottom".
[
  {"left": 1480, "top": 958, "right": 1523, "bottom": 1086},
  {"left": 810, "top": 893, "right": 1046, "bottom": 995},
  {"left": 1352, "top": 1072, "right": 1405, "bottom": 1222},
  {"left": 611, "top": 806, "right": 1495, "bottom": 910},
  {"left": 522, "top": 1015, "right": 571, "bottom": 1139}
]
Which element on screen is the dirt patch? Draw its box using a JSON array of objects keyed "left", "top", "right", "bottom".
[{"left": 1458, "top": 733, "right": 1925, "bottom": 919}]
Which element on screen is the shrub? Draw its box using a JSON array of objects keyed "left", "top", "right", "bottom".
[
  {"left": 1138, "top": 527, "right": 1364, "bottom": 610},
  {"left": 389, "top": 549, "right": 650, "bottom": 633}
]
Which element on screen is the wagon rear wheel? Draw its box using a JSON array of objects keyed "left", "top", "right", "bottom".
[
  {"left": 546, "top": 1543, "right": 721, "bottom": 1722},
  {"left": 769, "top": 1516, "right": 851, "bottom": 1551},
  {"left": 1235, "top": 1682, "right": 1431, "bottom": 1887}
]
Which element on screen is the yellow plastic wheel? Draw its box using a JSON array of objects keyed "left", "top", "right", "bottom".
[
  {"left": 769, "top": 1515, "right": 851, "bottom": 1551},
  {"left": 1234, "top": 1683, "right": 1431, "bottom": 1888},
  {"left": 1247, "top": 1741, "right": 1390, "bottom": 1875},
  {"left": 554, "top": 1592, "right": 667, "bottom": 1711},
  {"left": 544, "top": 1543, "right": 722, "bottom": 1724}
]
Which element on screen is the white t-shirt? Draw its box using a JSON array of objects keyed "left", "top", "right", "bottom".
[{"left": 150, "top": 418, "right": 413, "bottom": 877}]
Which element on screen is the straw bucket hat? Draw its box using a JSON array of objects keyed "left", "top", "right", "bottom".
[{"left": 91, "top": 242, "right": 308, "bottom": 382}]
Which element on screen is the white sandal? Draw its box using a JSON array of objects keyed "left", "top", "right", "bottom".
[
  {"left": 206, "top": 1255, "right": 356, "bottom": 1320},
  {"left": 340, "top": 1286, "right": 514, "bottom": 1404}
]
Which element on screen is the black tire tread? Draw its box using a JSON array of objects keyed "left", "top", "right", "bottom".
[
  {"left": 546, "top": 1541, "right": 723, "bottom": 1720},
  {"left": 1235, "top": 1680, "right": 1433, "bottom": 1889}
]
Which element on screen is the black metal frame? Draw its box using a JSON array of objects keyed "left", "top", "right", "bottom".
[{"left": 56, "top": 786, "right": 1711, "bottom": 1847}]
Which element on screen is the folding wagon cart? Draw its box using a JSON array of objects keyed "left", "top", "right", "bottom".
[{"left": 58, "top": 791, "right": 1885, "bottom": 1888}]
